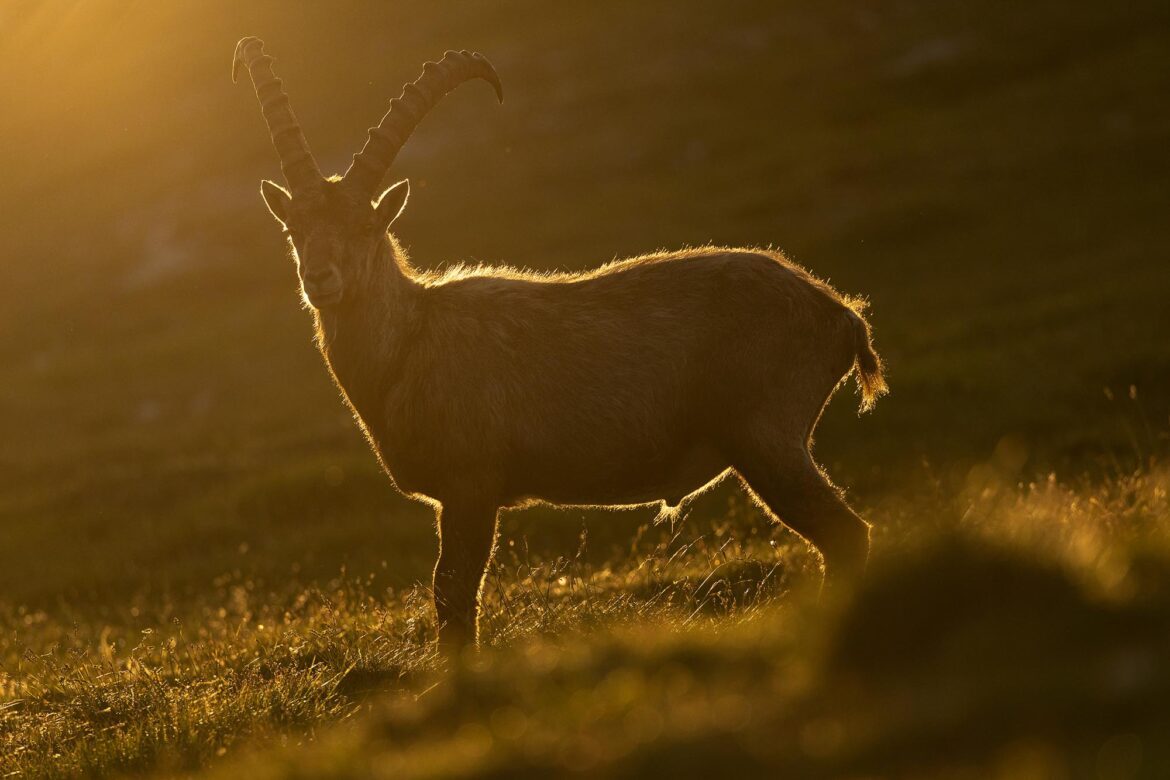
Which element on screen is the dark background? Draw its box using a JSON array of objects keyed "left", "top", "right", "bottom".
[{"left": 1, "top": 0, "right": 1167, "bottom": 604}]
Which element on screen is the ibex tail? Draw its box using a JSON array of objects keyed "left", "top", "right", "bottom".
[{"left": 843, "top": 302, "right": 887, "bottom": 413}]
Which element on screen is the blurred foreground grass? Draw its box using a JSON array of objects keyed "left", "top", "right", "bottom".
[{"left": 4, "top": 461, "right": 1168, "bottom": 778}]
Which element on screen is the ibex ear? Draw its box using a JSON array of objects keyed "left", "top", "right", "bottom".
[
  {"left": 373, "top": 180, "right": 409, "bottom": 231},
  {"left": 260, "top": 180, "right": 292, "bottom": 227}
]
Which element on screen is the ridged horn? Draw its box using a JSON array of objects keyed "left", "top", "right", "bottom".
[
  {"left": 232, "top": 37, "right": 323, "bottom": 196},
  {"left": 344, "top": 50, "right": 503, "bottom": 197}
]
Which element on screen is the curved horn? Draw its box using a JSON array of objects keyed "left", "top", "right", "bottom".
[
  {"left": 344, "top": 50, "right": 503, "bottom": 197},
  {"left": 232, "top": 37, "right": 323, "bottom": 196}
]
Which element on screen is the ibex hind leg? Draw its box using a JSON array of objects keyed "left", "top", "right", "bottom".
[{"left": 733, "top": 440, "right": 870, "bottom": 579}]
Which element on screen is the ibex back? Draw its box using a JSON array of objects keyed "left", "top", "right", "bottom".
[{"left": 233, "top": 38, "right": 887, "bottom": 650}]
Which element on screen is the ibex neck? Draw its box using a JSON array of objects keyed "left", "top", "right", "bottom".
[{"left": 313, "top": 238, "right": 420, "bottom": 423}]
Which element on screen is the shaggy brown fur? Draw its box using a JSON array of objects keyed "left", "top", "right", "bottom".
[{"left": 235, "top": 39, "right": 887, "bottom": 650}]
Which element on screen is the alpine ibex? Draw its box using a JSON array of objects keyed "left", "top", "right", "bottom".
[{"left": 233, "top": 37, "right": 887, "bottom": 649}]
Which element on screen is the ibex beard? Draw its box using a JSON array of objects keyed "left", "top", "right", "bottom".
[{"left": 234, "top": 37, "right": 888, "bottom": 652}]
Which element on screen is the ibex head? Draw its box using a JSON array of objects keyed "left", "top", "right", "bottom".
[{"left": 233, "top": 37, "right": 503, "bottom": 308}]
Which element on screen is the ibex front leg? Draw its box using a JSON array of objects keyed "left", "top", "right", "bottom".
[{"left": 433, "top": 499, "right": 499, "bottom": 652}]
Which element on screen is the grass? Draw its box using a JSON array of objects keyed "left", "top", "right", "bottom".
[
  {"left": 1, "top": 0, "right": 1169, "bottom": 776},
  {"left": 2, "top": 0, "right": 1168, "bottom": 605},
  {"left": 4, "top": 460, "right": 1169, "bottom": 777}
]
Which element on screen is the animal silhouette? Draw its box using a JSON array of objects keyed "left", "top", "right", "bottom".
[{"left": 233, "top": 37, "right": 886, "bottom": 650}]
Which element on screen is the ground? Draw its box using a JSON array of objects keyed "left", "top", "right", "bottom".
[{"left": 1, "top": 0, "right": 1168, "bottom": 776}]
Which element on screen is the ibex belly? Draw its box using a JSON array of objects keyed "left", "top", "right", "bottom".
[{"left": 506, "top": 441, "right": 728, "bottom": 508}]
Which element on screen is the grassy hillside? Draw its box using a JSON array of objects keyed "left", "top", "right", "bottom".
[
  {"left": 5, "top": 466, "right": 1169, "bottom": 777},
  {"left": 1, "top": 0, "right": 1169, "bottom": 775},
  {"left": 0, "top": 0, "right": 1167, "bottom": 603}
]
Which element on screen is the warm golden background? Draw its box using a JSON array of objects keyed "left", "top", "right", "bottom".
[{"left": 2, "top": 1, "right": 1169, "bottom": 776}]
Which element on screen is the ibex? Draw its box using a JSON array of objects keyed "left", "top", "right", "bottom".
[{"left": 233, "top": 38, "right": 886, "bottom": 649}]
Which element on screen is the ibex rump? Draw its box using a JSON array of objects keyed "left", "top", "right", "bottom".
[{"left": 233, "top": 38, "right": 887, "bottom": 649}]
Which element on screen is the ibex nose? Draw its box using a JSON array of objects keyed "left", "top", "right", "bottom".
[
  {"left": 306, "top": 268, "right": 335, "bottom": 287},
  {"left": 303, "top": 267, "right": 343, "bottom": 307}
]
